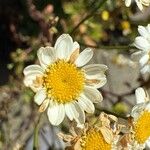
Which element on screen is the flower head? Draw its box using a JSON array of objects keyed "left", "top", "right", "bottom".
[
  {"left": 130, "top": 87, "right": 150, "bottom": 148},
  {"left": 132, "top": 24, "right": 150, "bottom": 74},
  {"left": 23, "top": 34, "right": 107, "bottom": 126}
]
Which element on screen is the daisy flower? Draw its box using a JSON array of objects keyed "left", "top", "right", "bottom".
[
  {"left": 124, "top": 0, "right": 150, "bottom": 11},
  {"left": 130, "top": 87, "right": 150, "bottom": 149},
  {"left": 132, "top": 24, "right": 150, "bottom": 74},
  {"left": 23, "top": 34, "right": 107, "bottom": 126},
  {"left": 59, "top": 112, "right": 120, "bottom": 150}
]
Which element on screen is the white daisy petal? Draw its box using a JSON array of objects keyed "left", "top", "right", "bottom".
[
  {"left": 141, "top": 64, "right": 150, "bottom": 74},
  {"left": 34, "top": 89, "right": 46, "bottom": 105},
  {"left": 65, "top": 102, "right": 79, "bottom": 121},
  {"left": 83, "top": 64, "right": 108, "bottom": 76},
  {"left": 72, "top": 42, "right": 80, "bottom": 52},
  {"left": 78, "top": 94, "right": 95, "bottom": 113},
  {"left": 24, "top": 79, "right": 41, "bottom": 92},
  {"left": 75, "top": 48, "right": 93, "bottom": 67},
  {"left": 131, "top": 103, "right": 146, "bottom": 119},
  {"left": 125, "top": 0, "right": 132, "bottom": 7},
  {"left": 131, "top": 51, "right": 143, "bottom": 61},
  {"left": 54, "top": 34, "right": 73, "bottom": 59},
  {"left": 124, "top": 0, "right": 150, "bottom": 11},
  {"left": 39, "top": 98, "right": 49, "bottom": 112},
  {"left": 135, "top": 0, "right": 144, "bottom": 10},
  {"left": 68, "top": 42, "right": 80, "bottom": 62},
  {"left": 133, "top": 24, "right": 150, "bottom": 74},
  {"left": 24, "top": 77, "right": 34, "bottom": 87},
  {"left": 23, "top": 73, "right": 42, "bottom": 86},
  {"left": 83, "top": 64, "right": 107, "bottom": 88},
  {"left": 131, "top": 87, "right": 150, "bottom": 120},
  {"left": 65, "top": 102, "right": 85, "bottom": 126},
  {"left": 84, "top": 86, "right": 103, "bottom": 103},
  {"left": 23, "top": 65, "right": 44, "bottom": 75},
  {"left": 86, "top": 76, "right": 107, "bottom": 89},
  {"left": 146, "top": 139, "right": 150, "bottom": 149},
  {"left": 145, "top": 102, "right": 150, "bottom": 110},
  {"left": 139, "top": 54, "right": 149, "bottom": 67},
  {"left": 73, "top": 102, "right": 85, "bottom": 126},
  {"left": 138, "top": 25, "right": 149, "bottom": 38},
  {"left": 135, "top": 87, "right": 146, "bottom": 104},
  {"left": 37, "top": 46, "right": 56, "bottom": 68},
  {"left": 134, "top": 37, "right": 150, "bottom": 51},
  {"left": 146, "top": 24, "right": 150, "bottom": 33},
  {"left": 47, "top": 103, "right": 65, "bottom": 126}
]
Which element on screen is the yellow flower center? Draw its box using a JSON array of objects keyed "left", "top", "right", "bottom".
[
  {"left": 81, "top": 128, "right": 111, "bottom": 150},
  {"left": 134, "top": 110, "right": 150, "bottom": 144},
  {"left": 43, "top": 60, "right": 85, "bottom": 104}
]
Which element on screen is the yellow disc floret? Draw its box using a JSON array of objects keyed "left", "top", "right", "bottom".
[
  {"left": 134, "top": 110, "right": 150, "bottom": 144},
  {"left": 43, "top": 60, "right": 85, "bottom": 104},
  {"left": 81, "top": 128, "right": 111, "bottom": 150}
]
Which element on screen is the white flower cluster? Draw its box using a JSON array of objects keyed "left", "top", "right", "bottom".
[
  {"left": 124, "top": 0, "right": 150, "bottom": 10},
  {"left": 132, "top": 24, "right": 150, "bottom": 74}
]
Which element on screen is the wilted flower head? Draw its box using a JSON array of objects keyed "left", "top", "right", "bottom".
[
  {"left": 132, "top": 24, "right": 150, "bottom": 74},
  {"left": 23, "top": 34, "right": 108, "bottom": 126},
  {"left": 59, "top": 112, "right": 121, "bottom": 150}
]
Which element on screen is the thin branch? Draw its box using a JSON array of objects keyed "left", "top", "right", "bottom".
[
  {"left": 79, "top": 42, "right": 136, "bottom": 51},
  {"left": 70, "top": 0, "right": 108, "bottom": 35}
]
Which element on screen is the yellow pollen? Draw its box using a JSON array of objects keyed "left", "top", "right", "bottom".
[
  {"left": 81, "top": 128, "right": 111, "bottom": 150},
  {"left": 43, "top": 60, "right": 85, "bottom": 104},
  {"left": 134, "top": 110, "right": 150, "bottom": 144}
]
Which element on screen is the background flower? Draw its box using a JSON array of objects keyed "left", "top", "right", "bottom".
[
  {"left": 130, "top": 87, "right": 150, "bottom": 149},
  {"left": 132, "top": 24, "right": 150, "bottom": 74}
]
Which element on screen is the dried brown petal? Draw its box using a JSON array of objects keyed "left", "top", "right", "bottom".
[
  {"left": 39, "top": 99, "right": 49, "bottom": 112},
  {"left": 85, "top": 79, "right": 100, "bottom": 84},
  {"left": 119, "top": 134, "right": 132, "bottom": 148},
  {"left": 127, "top": 116, "right": 134, "bottom": 127},
  {"left": 145, "top": 90, "right": 149, "bottom": 102},
  {"left": 99, "top": 126, "right": 114, "bottom": 144},
  {"left": 99, "top": 112, "right": 110, "bottom": 127},
  {"left": 33, "top": 76, "right": 43, "bottom": 88},
  {"left": 74, "top": 139, "right": 82, "bottom": 150},
  {"left": 69, "top": 127, "right": 77, "bottom": 137},
  {"left": 108, "top": 114, "right": 118, "bottom": 122},
  {"left": 58, "top": 132, "right": 74, "bottom": 142},
  {"left": 69, "top": 48, "right": 80, "bottom": 64}
]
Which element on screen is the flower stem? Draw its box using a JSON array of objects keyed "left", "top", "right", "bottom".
[{"left": 33, "top": 114, "right": 42, "bottom": 150}]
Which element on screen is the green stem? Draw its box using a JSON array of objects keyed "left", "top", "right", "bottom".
[
  {"left": 33, "top": 114, "right": 42, "bottom": 150},
  {"left": 70, "top": 0, "right": 108, "bottom": 35}
]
